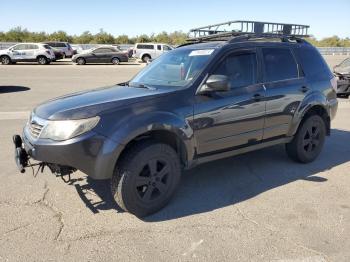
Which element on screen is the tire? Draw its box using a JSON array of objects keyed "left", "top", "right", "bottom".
[
  {"left": 142, "top": 55, "right": 151, "bottom": 63},
  {"left": 76, "top": 57, "right": 86, "bottom": 65},
  {"left": 111, "top": 141, "right": 181, "bottom": 217},
  {"left": 1, "top": 55, "right": 11, "bottom": 65},
  {"left": 286, "top": 114, "right": 326, "bottom": 163},
  {"left": 37, "top": 56, "right": 48, "bottom": 65},
  {"left": 112, "top": 57, "right": 120, "bottom": 65}
]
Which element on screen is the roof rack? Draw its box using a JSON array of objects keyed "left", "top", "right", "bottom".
[{"left": 187, "top": 20, "right": 310, "bottom": 42}]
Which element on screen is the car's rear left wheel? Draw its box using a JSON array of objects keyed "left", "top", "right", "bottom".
[
  {"left": 112, "top": 57, "right": 120, "bottom": 65},
  {"left": 286, "top": 114, "right": 326, "bottom": 163},
  {"left": 37, "top": 56, "right": 48, "bottom": 65},
  {"left": 111, "top": 141, "right": 181, "bottom": 217}
]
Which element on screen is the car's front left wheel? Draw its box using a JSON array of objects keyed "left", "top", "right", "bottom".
[
  {"left": 1, "top": 55, "right": 11, "bottom": 65},
  {"left": 111, "top": 141, "right": 181, "bottom": 217}
]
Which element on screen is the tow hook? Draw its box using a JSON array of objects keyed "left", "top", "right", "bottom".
[{"left": 13, "top": 135, "right": 29, "bottom": 173}]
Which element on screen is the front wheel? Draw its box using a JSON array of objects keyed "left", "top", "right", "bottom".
[
  {"left": 111, "top": 142, "right": 181, "bottom": 217},
  {"left": 286, "top": 114, "right": 326, "bottom": 163},
  {"left": 1, "top": 56, "right": 11, "bottom": 65},
  {"left": 76, "top": 57, "right": 86, "bottom": 65}
]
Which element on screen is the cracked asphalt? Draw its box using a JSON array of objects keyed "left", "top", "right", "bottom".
[{"left": 0, "top": 56, "right": 349, "bottom": 262}]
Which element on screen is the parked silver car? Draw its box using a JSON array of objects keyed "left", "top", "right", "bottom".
[
  {"left": 133, "top": 43, "right": 173, "bottom": 62},
  {"left": 0, "top": 43, "right": 55, "bottom": 65}
]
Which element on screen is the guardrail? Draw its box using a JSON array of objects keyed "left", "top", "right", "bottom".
[{"left": 0, "top": 42, "right": 349, "bottom": 55}]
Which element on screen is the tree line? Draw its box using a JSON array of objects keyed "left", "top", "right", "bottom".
[{"left": 0, "top": 27, "right": 349, "bottom": 47}]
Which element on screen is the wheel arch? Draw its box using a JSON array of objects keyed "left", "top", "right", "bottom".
[
  {"left": 288, "top": 92, "right": 331, "bottom": 137},
  {"left": 107, "top": 111, "right": 195, "bottom": 173}
]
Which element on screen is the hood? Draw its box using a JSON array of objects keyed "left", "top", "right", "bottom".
[
  {"left": 334, "top": 66, "right": 350, "bottom": 76},
  {"left": 34, "top": 85, "right": 172, "bottom": 120}
]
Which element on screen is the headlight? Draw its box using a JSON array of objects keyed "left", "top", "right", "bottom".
[{"left": 40, "top": 116, "right": 100, "bottom": 141}]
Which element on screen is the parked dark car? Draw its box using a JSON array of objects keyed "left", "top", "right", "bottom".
[
  {"left": 71, "top": 47, "right": 128, "bottom": 65},
  {"left": 13, "top": 21, "right": 338, "bottom": 217},
  {"left": 333, "top": 58, "right": 350, "bottom": 98}
]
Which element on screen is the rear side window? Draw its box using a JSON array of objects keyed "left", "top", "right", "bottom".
[
  {"left": 55, "top": 43, "right": 67, "bottom": 48},
  {"left": 262, "top": 48, "right": 298, "bottom": 82},
  {"left": 294, "top": 46, "right": 333, "bottom": 81},
  {"left": 137, "top": 44, "right": 154, "bottom": 50},
  {"left": 213, "top": 52, "right": 257, "bottom": 89}
]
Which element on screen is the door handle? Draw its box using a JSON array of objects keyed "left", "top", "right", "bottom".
[
  {"left": 300, "top": 86, "right": 309, "bottom": 93},
  {"left": 252, "top": 93, "right": 263, "bottom": 101}
]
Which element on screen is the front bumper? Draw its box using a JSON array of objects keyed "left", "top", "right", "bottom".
[{"left": 20, "top": 129, "right": 124, "bottom": 180}]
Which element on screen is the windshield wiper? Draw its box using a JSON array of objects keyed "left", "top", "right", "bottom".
[{"left": 129, "top": 83, "right": 156, "bottom": 90}]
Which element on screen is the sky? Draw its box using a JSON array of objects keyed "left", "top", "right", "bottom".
[{"left": 0, "top": 0, "right": 349, "bottom": 39}]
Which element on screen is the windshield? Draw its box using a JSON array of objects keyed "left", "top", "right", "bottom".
[
  {"left": 130, "top": 48, "right": 215, "bottom": 88},
  {"left": 340, "top": 58, "right": 350, "bottom": 68}
]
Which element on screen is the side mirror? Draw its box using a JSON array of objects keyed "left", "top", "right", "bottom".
[{"left": 198, "top": 75, "right": 230, "bottom": 94}]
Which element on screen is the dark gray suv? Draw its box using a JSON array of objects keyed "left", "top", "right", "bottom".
[{"left": 13, "top": 21, "right": 338, "bottom": 217}]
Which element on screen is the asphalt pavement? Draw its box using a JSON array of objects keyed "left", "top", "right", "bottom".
[{"left": 0, "top": 56, "right": 349, "bottom": 262}]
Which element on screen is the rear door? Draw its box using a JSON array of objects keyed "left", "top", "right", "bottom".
[
  {"left": 193, "top": 48, "right": 266, "bottom": 155},
  {"left": 24, "top": 44, "right": 38, "bottom": 61},
  {"left": 260, "top": 47, "right": 308, "bottom": 140}
]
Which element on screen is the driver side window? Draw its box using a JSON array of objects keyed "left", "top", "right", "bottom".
[{"left": 213, "top": 52, "right": 257, "bottom": 89}]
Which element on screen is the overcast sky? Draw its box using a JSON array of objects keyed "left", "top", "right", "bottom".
[{"left": 1, "top": 0, "right": 349, "bottom": 39}]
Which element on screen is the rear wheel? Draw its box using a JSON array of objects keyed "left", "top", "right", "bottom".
[
  {"left": 37, "top": 56, "right": 48, "bottom": 65},
  {"left": 112, "top": 57, "right": 120, "bottom": 65},
  {"left": 76, "top": 57, "right": 86, "bottom": 65},
  {"left": 1, "top": 56, "right": 11, "bottom": 65},
  {"left": 142, "top": 55, "right": 151, "bottom": 63},
  {"left": 286, "top": 114, "right": 326, "bottom": 163},
  {"left": 111, "top": 142, "right": 181, "bottom": 217}
]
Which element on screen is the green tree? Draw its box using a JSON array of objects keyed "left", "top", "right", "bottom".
[
  {"left": 74, "top": 31, "right": 94, "bottom": 44},
  {"left": 115, "top": 34, "right": 129, "bottom": 44},
  {"left": 91, "top": 29, "right": 115, "bottom": 44},
  {"left": 48, "top": 30, "right": 73, "bottom": 42}
]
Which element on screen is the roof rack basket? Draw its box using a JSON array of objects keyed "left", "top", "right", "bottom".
[{"left": 188, "top": 20, "right": 309, "bottom": 41}]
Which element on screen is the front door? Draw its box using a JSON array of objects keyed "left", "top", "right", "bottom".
[{"left": 193, "top": 49, "right": 266, "bottom": 156}]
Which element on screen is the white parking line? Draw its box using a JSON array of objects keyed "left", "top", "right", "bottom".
[{"left": 0, "top": 111, "right": 30, "bottom": 120}]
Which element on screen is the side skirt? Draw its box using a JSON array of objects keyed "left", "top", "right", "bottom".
[{"left": 187, "top": 136, "right": 293, "bottom": 169}]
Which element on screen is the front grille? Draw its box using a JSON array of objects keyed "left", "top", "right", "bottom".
[{"left": 29, "top": 122, "right": 43, "bottom": 139}]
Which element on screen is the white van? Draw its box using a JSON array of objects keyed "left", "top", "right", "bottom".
[{"left": 133, "top": 43, "right": 173, "bottom": 62}]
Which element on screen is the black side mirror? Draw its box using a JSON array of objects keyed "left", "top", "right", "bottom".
[{"left": 198, "top": 75, "right": 230, "bottom": 94}]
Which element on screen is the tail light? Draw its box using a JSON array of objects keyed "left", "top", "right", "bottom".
[
  {"left": 330, "top": 76, "right": 338, "bottom": 91},
  {"left": 46, "top": 50, "right": 51, "bottom": 55}
]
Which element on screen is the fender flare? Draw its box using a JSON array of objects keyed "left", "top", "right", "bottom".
[
  {"left": 107, "top": 111, "right": 195, "bottom": 166},
  {"left": 287, "top": 91, "right": 330, "bottom": 136}
]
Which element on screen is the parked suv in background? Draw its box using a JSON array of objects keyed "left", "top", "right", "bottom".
[
  {"left": 44, "top": 42, "right": 74, "bottom": 58},
  {"left": 133, "top": 43, "right": 173, "bottom": 62},
  {"left": 0, "top": 43, "right": 55, "bottom": 65},
  {"left": 13, "top": 21, "right": 338, "bottom": 217}
]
